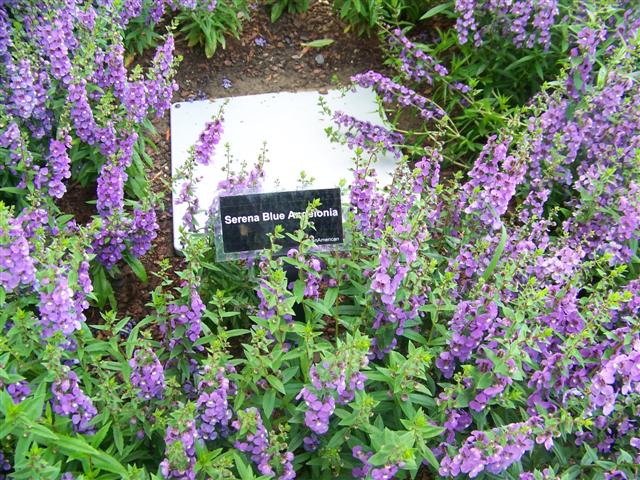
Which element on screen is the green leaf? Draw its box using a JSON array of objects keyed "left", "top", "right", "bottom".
[
  {"left": 113, "top": 424, "right": 124, "bottom": 454},
  {"left": 56, "top": 434, "right": 128, "bottom": 475},
  {"left": 481, "top": 223, "right": 507, "bottom": 282},
  {"left": 270, "top": 1, "right": 286, "bottom": 22},
  {"left": 323, "top": 287, "right": 338, "bottom": 308},
  {"left": 124, "top": 252, "right": 148, "bottom": 284},
  {"left": 233, "top": 452, "right": 256, "bottom": 480},
  {"left": 266, "top": 375, "right": 286, "bottom": 395},
  {"left": 263, "top": 389, "right": 276, "bottom": 418},
  {"left": 0, "top": 187, "right": 24, "bottom": 195},
  {"left": 420, "top": 2, "right": 452, "bottom": 19},
  {"left": 301, "top": 38, "right": 335, "bottom": 48},
  {"left": 421, "top": 445, "right": 439, "bottom": 470},
  {"left": 293, "top": 280, "right": 305, "bottom": 303}
]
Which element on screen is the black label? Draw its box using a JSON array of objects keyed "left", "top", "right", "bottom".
[{"left": 218, "top": 188, "right": 344, "bottom": 254}]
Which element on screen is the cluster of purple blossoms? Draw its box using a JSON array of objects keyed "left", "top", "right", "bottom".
[
  {"left": 252, "top": 256, "right": 292, "bottom": 322},
  {"left": 233, "top": 407, "right": 273, "bottom": 476},
  {"left": 439, "top": 419, "right": 540, "bottom": 478},
  {"left": 33, "top": 134, "right": 72, "bottom": 199},
  {"left": 233, "top": 408, "right": 296, "bottom": 479},
  {"left": 196, "top": 364, "right": 236, "bottom": 440},
  {"left": 129, "top": 207, "right": 158, "bottom": 257},
  {"left": 0, "top": 220, "right": 36, "bottom": 292},
  {"left": 459, "top": 136, "right": 525, "bottom": 230},
  {"left": 166, "top": 285, "right": 205, "bottom": 347},
  {"left": 349, "top": 168, "right": 386, "bottom": 237},
  {"left": 296, "top": 386, "right": 335, "bottom": 435},
  {"left": 176, "top": 178, "right": 200, "bottom": 230},
  {"left": 147, "top": 36, "right": 178, "bottom": 117},
  {"left": 51, "top": 370, "right": 97, "bottom": 434},
  {"left": 0, "top": 122, "right": 31, "bottom": 171},
  {"left": 120, "top": 0, "right": 143, "bottom": 26},
  {"left": 567, "top": 27, "right": 606, "bottom": 99},
  {"left": 388, "top": 28, "right": 449, "bottom": 84},
  {"left": 455, "top": 0, "right": 559, "bottom": 49},
  {"left": 455, "top": 0, "right": 480, "bottom": 45},
  {"left": 353, "top": 155, "right": 440, "bottom": 357},
  {"left": 436, "top": 299, "right": 499, "bottom": 379},
  {"left": 160, "top": 419, "right": 197, "bottom": 480},
  {"left": 285, "top": 249, "right": 326, "bottom": 300},
  {"left": 129, "top": 348, "right": 165, "bottom": 400},
  {"left": 194, "top": 118, "right": 223, "bottom": 165},
  {"left": 351, "top": 71, "right": 445, "bottom": 120},
  {"left": 91, "top": 214, "right": 131, "bottom": 269},
  {"left": 232, "top": 406, "right": 297, "bottom": 479},
  {"left": 332, "top": 111, "right": 404, "bottom": 158},
  {"left": 7, "top": 59, "right": 37, "bottom": 119},
  {"left": 297, "top": 350, "right": 368, "bottom": 441},
  {"left": 0, "top": 8, "right": 11, "bottom": 60},
  {"left": 216, "top": 159, "right": 265, "bottom": 195},
  {"left": 442, "top": 409, "right": 473, "bottom": 444},
  {"left": 521, "top": 36, "right": 640, "bottom": 265},
  {"left": 6, "top": 381, "right": 31, "bottom": 403},
  {"left": 39, "top": 268, "right": 91, "bottom": 339},
  {"left": 67, "top": 81, "right": 98, "bottom": 145},
  {"left": 96, "top": 131, "right": 138, "bottom": 215},
  {"left": 38, "top": 18, "right": 72, "bottom": 83},
  {"left": 469, "top": 376, "right": 512, "bottom": 412},
  {"left": 352, "top": 446, "right": 404, "bottom": 480},
  {"left": 589, "top": 338, "right": 640, "bottom": 416}
]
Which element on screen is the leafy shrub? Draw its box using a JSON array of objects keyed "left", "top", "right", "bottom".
[
  {"left": 1, "top": 1, "right": 640, "bottom": 480},
  {"left": 333, "top": 0, "right": 382, "bottom": 35},
  {"left": 269, "top": 0, "right": 310, "bottom": 23},
  {"left": 175, "top": 0, "right": 250, "bottom": 58}
]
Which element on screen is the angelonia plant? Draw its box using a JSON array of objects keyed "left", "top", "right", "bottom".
[{"left": 1, "top": 1, "right": 640, "bottom": 480}]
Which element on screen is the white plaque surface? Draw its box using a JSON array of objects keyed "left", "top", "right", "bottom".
[{"left": 170, "top": 87, "right": 398, "bottom": 249}]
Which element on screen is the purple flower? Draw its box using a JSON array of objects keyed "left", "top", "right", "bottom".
[
  {"left": 92, "top": 213, "right": 131, "bottom": 269},
  {"left": 8, "top": 59, "right": 37, "bottom": 119},
  {"left": 166, "top": 286, "right": 205, "bottom": 347},
  {"left": 0, "top": 216, "right": 36, "bottom": 292},
  {"left": 160, "top": 417, "right": 197, "bottom": 480},
  {"left": 232, "top": 408, "right": 273, "bottom": 476},
  {"left": 332, "top": 111, "right": 404, "bottom": 158},
  {"left": 130, "top": 207, "right": 158, "bottom": 257},
  {"left": 51, "top": 370, "right": 97, "bottom": 434},
  {"left": 352, "top": 71, "right": 444, "bottom": 120},
  {"left": 196, "top": 365, "right": 236, "bottom": 440},
  {"left": 67, "top": 81, "right": 98, "bottom": 145},
  {"left": 7, "top": 381, "right": 31, "bottom": 403},
  {"left": 146, "top": 36, "right": 178, "bottom": 117},
  {"left": 39, "top": 269, "right": 91, "bottom": 339},
  {"left": 129, "top": 348, "right": 165, "bottom": 400},
  {"left": 194, "top": 119, "right": 224, "bottom": 165},
  {"left": 222, "top": 77, "right": 232, "bottom": 89},
  {"left": 38, "top": 19, "right": 72, "bottom": 83},
  {"left": 388, "top": 28, "right": 450, "bottom": 84},
  {"left": 34, "top": 135, "right": 72, "bottom": 199},
  {"left": 439, "top": 419, "right": 539, "bottom": 478},
  {"left": 0, "top": 451, "right": 11, "bottom": 479}
]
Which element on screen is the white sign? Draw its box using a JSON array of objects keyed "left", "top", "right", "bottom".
[{"left": 170, "top": 87, "right": 398, "bottom": 250}]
